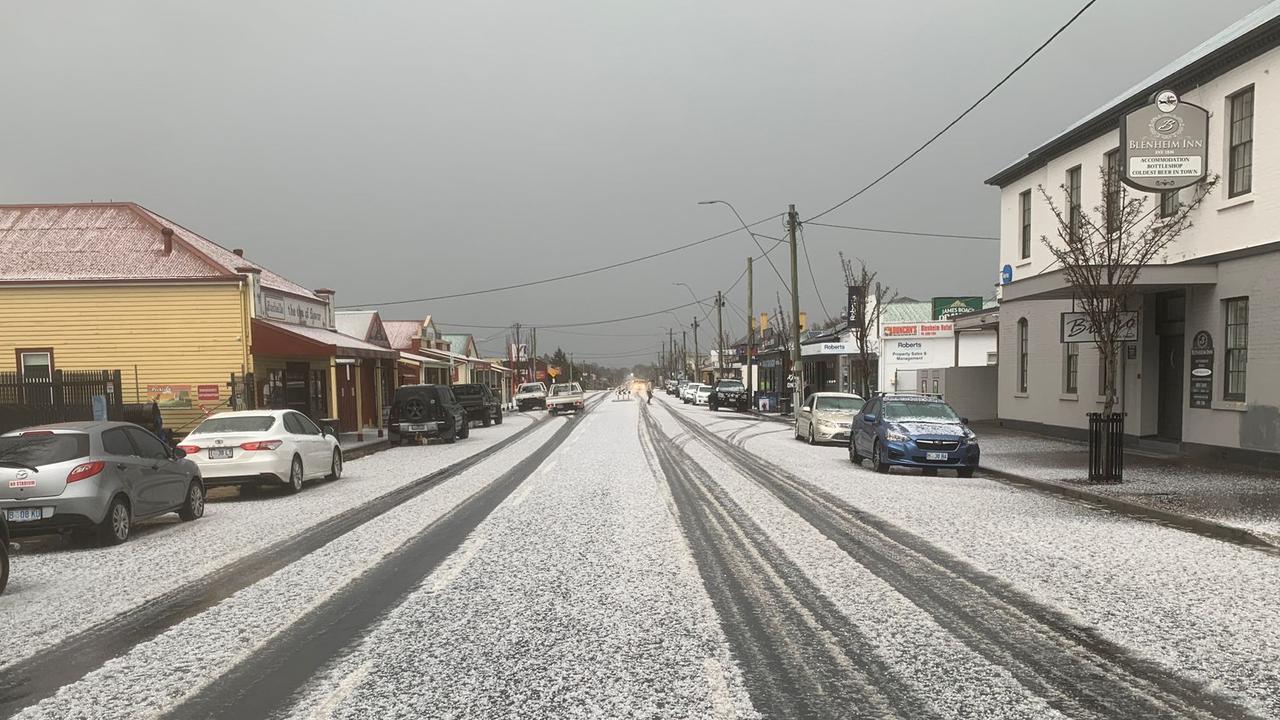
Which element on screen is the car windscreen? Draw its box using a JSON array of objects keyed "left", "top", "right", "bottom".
[
  {"left": 193, "top": 416, "right": 277, "bottom": 434},
  {"left": 550, "top": 385, "right": 576, "bottom": 396},
  {"left": 0, "top": 433, "right": 91, "bottom": 467},
  {"left": 452, "top": 385, "right": 482, "bottom": 396},
  {"left": 519, "top": 384, "right": 544, "bottom": 393},
  {"left": 882, "top": 400, "right": 960, "bottom": 423},
  {"left": 716, "top": 381, "right": 744, "bottom": 391},
  {"left": 816, "top": 396, "right": 863, "bottom": 412}
]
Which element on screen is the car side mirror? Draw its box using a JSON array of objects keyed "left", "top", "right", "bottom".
[
  {"left": 172, "top": 447, "right": 187, "bottom": 459},
  {"left": 323, "top": 425, "right": 336, "bottom": 437},
  {"left": 864, "top": 414, "right": 877, "bottom": 423},
  {"left": 961, "top": 417, "right": 970, "bottom": 426}
]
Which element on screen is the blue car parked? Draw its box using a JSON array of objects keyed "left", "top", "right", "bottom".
[{"left": 849, "top": 393, "right": 979, "bottom": 477}]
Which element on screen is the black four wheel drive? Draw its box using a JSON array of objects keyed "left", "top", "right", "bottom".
[
  {"left": 388, "top": 384, "right": 470, "bottom": 445},
  {"left": 708, "top": 379, "right": 750, "bottom": 412},
  {"left": 451, "top": 383, "right": 504, "bottom": 428}
]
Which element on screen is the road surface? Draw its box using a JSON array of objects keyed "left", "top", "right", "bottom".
[{"left": 1, "top": 391, "right": 1276, "bottom": 719}]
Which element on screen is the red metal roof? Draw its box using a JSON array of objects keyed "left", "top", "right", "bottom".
[
  {"left": 381, "top": 320, "right": 423, "bottom": 351},
  {"left": 0, "top": 202, "right": 319, "bottom": 300}
]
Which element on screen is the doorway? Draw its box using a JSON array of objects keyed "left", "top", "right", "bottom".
[
  {"left": 1155, "top": 292, "right": 1185, "bottom": 441},
  {"left": 336, "top": 363, "right": 358, "bottom": 432}
]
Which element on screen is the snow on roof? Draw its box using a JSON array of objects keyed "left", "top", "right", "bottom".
[
  {"left": 0, "top": 202, "right": 321, "bottom": 301},
  {"left": 260, "top": 319, "right": 393, "bottom": 355},
  {"left": 989, "top": 0, "right": 1280, "bottom": 185},
  {"left": 881, "top": 300, "right": 933, "bottom": 323},
  {"left": 382, "top": 320, "right": 422, "bottom": 350},
  {"left": 334, "top": 310, "right": 376, "bottom": 340}
]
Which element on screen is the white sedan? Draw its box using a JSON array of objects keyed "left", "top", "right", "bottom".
[
  {"left": 178, "top": 410, "right": 343, "bottom": 495},
  {"left": 694, "top": 385, "right": 713, "bottom": 406}
]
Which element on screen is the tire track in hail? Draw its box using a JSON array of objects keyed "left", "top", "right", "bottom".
[
  {"left": 640, "top": 403, "right": 937, "bottom": 720},
  {"left": 663, "top": 405, "right": 1261, "bottom": 720}
]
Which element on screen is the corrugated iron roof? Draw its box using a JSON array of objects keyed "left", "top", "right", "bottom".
[
  {"left": 334, "top": 310, "right": 376, "bottom": 340},
  {"left": 382, "top": 320, "right": 423, "bottom": 351},
  {"left": 440, "top": 333, "right": 476, "bottom": 357},
  {"left": 0, "top": 202, "right": 320, "bottom": 301}
]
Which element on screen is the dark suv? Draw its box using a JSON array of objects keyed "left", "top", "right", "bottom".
[
  {"left": 708, "top": 379, "right": 749, "bottom": 412},
  {"left": 388, "top": 384, "right": 469, "bottom": 445},
  {"left": 451, "top": 383, "right": 503, "bottom": 427}
]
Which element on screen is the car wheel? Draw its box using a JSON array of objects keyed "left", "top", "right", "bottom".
[
  {"left": 458, "top": 419, "right": 470, "bottom": 439},
  {"left": 285, "top": 455, "right": 305, "bottom": 494},
  {"left": 808, "top": 425, "right": 817, "bottom": 445},
  {"left": 482, "top": 414, "right": 492, "bottom": 427},
  {"left": 871, "top": 441, "right": 890, "bottom": 474},
  {"left": 178, "top": 479, "right": 205, "bottom": 521},
  {"left": 326, "top": 449, "right": 343, "bottom": 481},
  {"left": 495, "top": 409, "right": 503, "bottom": 425},
  {"left": 0, "top": 543, "right": 7, "bottom": 595},
  {"left": 443, "top": 425, "right": 458, "bottom": 443},
  {"left": 97, "top": 495, "right": 131, "bottom": 546},
  {"left": 709, "top": 403, "right": 718, "bottom": 412},
  {"left": 849, "top": 439, "right": 862, "bottom": 465},
  {"left": 794, "top": 423, "right": 803, "bottom": 441},
  {"left": 958, "top": 467, "right": 975, "bottom": 478}
]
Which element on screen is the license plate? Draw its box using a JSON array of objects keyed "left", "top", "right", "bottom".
[
  {"left": 208, "top": 447, "right": 234, "bottom": 459},
  {"left": 926, "top": 452, "right": 949, "bottom": 461},
  {"left": 6, "top": 508, "right": 44, "bottom": 523},
  {"left": 407, "top": 423, "right": 429, "bottom": 432}
]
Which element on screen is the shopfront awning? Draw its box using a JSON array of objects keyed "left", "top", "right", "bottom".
[
  {"left": 252, "top": 319, "right": 397, "bottom": 360},
  {"left": 398, "top": 351, "right": 451, "bottom": 369},
  {"left": 1002, "top": 264, "right": 1218, "bottom": 302}
]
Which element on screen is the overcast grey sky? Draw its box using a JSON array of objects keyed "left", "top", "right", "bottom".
[{"left": 1, "top": 0, "right": 1266, "bottom": 362}]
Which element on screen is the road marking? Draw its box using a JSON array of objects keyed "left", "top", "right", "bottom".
[
  {"left": 429, "top": 533, "right": 490, "bottom": 593},
  {"left": 306, "top": 658, "right": 374, "bottom": 720}
]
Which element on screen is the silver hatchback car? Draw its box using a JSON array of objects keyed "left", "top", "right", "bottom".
[{"left": 0, "top": 421, "right": 205, "bottom": 545}]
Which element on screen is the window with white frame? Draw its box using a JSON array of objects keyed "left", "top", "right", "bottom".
[
  {"left": 1228, "top": 87, "right": 1254, "bottom": 198},
  {"left": 1225, "top": 297, "right": 1248, "bottom": 401},
  {"left": 1066, "top": 165, "right": 1082, "bottom": 240},
  {"left": 1017, "top": 319, "right": 1029, "bottom": 393},
  {"left": 1063, "top": 343, "right": 1078, "bottom": 394},
  {"left": 1019, "top": 190, "right": 1032, "bottom": 259}
]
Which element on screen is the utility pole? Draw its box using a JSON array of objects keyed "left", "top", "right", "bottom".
[
  {"left": 691, "top": 317, "right": 700, "bottom": 384},
  {"left": 530, "top": 327, "right": 537, "bottom": 385},
  {"left": 668, "top": 328, "right": 675, "bottom": 379},
  {"left": 746, "top": 256, "right": 754, "bottom": 405},
  {"left": 682, "top": 330, "right": 688, "bottom": 379},
  {"left": 787, "top": 204, "right": 802, "bottom": 412},
  {"left": 716, "top": 290, "right": 725, "bottom": 377},
  {"left": 569, "top": 352, "right": 574, "bottom": 383},
  {"left": 514, "top": 322, "right": 523, "bottom": 384}
]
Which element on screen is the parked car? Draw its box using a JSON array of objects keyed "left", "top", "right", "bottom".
[
  {"left": 514, "top": 382, "right": 548, "bottom": 411},
  {"left": 694, "top": 385, "right": 713, "bottom": 406},
  {"left": 708, "top": 379, "right": 749, "bottom": 412},
  {"left": 795, "top": 392, "right": 864, "bottom": 445},
  {"left": 0, "top": 421, "right": 205, "bottom": 545},
  {"left": 388, "top": 384, "right": 469, "bottom": 445},
  {"left": 681, "top": 383, "right": 699, "bottom": 404},
  {"left": 179, "top": 410, "right": 343, "bottom": 494},
  {"left": 672, "top": 380, "right": 686, "bottom": 397},
  {"left": 1, "top": 512, "right": 9, "bottom": 594},
  {"left": 452, "top": 383, "right": 503, "bottom": 427},
  {"left": 546, "top": 382, "right": 585, "bottom": 415},
  {"left": 848, "top": 393, "right": 978, "bottom": 477}
]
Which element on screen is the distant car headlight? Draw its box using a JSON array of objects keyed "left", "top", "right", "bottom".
[
  {"left": 886, "top": 429, "right": 910, "bottom": 442},
  {"left": 816, "top": 419, "right": 836, "bottom": 429}
]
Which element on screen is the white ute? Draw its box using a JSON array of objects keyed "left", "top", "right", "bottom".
[
  {"left": 545, "top": 382, "right": 585, "bottom": 415},
  {"left": 514, "top": 382, "right": 548, "bottom": 411}
]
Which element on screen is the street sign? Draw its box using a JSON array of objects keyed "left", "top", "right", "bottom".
[
  {"left": 1000, "top": 264, "right": 1013, "bottom": 285},
  {"left": 1189, "top": 330, "right": 1214, "bottom": 409},
  {"left": 931, "top": 296, "right": 983, "bottom": 321},
  {"left": 1120, "top": 90, "right": 1209, "bottom": 192},
  {"left": 1060, "top": 312, "right": 1138, "bottom": 343}
]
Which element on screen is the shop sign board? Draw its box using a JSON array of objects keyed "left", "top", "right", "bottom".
[
  {"left": 197, "top": 384, "right": 221, "bottom": 401},
  {"left": 1189, "top": 330, "right": 1214, "bottom": 409},
  {"left": 147, "top": 384, "right": 191, "bottom": 408},
  {"left": 802, "top": 341, "right": 854, "bottom": 357},
  {"left": 257, "top": 289, "right": 329, "bottom": 328},
  {"left": 884, "top": 339, "right": 938, "bottom": 368},
  {"left": 1060, "top": 312, "right": 1138, "bottom": 343},
  {"left": 881, "top": 322, "right": 954, "bottom": 339},
  {"left": 1120, "top": 90, "right": 1209, "bottom": 192},
  {"left": 931, "top": 296, "right": 984, "bottom": 321}
]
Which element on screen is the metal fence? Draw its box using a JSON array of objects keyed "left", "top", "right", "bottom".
[
  {"left": 1087, "top": 412, "right": 1125, "bottom": 483},
  {"left": 0, "top": 370, "right": 124, "bottom": 435}
]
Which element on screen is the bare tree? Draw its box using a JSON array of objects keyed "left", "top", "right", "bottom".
[
  {"left": 1038, "top": 167, "right": 1219, "bottom": 415},
  {"left": 840, "top": 252, "right": 898, "bottom": 397}
]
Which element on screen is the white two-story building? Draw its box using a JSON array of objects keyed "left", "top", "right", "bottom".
[{"left": 987, "top": 2, "right": 1280, "bottom": 467}]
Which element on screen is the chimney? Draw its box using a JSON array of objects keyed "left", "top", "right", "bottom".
[
  {"left": 314, "top": 288, "right": 336, "bottom": 329},
  {"left": 161, "top": 227, "right": 174, "bottom": 256},
  {"left": 232, "top": 248, "right": 244, "bottom": 257}
]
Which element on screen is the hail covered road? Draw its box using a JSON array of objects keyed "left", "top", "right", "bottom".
[{"left": 2, "top": 391, "right": 1278, "bottom": 719}]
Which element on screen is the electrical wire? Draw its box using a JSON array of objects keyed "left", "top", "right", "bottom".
[
  {"left": 338, "top": 213, "right": 784, "bottom": 309},
  {"left": 805, "top": 222, "right": 998, "bottom": 241},
  {"left": 799, "top": 225, "right": 831, "bottom": 321},
  {"left": 804, "top": 0, "right": 1099, "bottom": 223}
]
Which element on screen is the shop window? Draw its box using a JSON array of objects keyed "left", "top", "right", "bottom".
[
  {"left": 1225, "top": 297, "right": 1249, "bottom": 401},
  {"left": 310, "top": 369, "right": 329, "bottom": 419},
  {"left": 260, "top": 369, "right": 286, "bottom": 408},
  {"left": 1017, "top": 319, "right": 1029, "bottom": 393},
  {"left": 1159, "top": 190, "right": 1179, "bottom": 218}
]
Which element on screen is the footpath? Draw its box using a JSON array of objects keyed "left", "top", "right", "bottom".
[{"left": 975, "top": 422, "right": 1280, "bottom": 551}]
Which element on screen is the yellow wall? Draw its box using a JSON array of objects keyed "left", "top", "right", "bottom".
[{"left": 0, "top": 282, "right": 250, "bottom": 433}]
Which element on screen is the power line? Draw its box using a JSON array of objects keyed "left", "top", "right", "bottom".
[
  {"left": 804, "top": 0, "right": 1098, "bottom": 223},
  {"left": 339, "top": 213, "right": 784, "bottom": 309},
  {"left": 805, "top": 221, "right": 998, "bottom": 241},
  {"left": 799, "top": 225, "right": 831, "bottom": 321}
]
